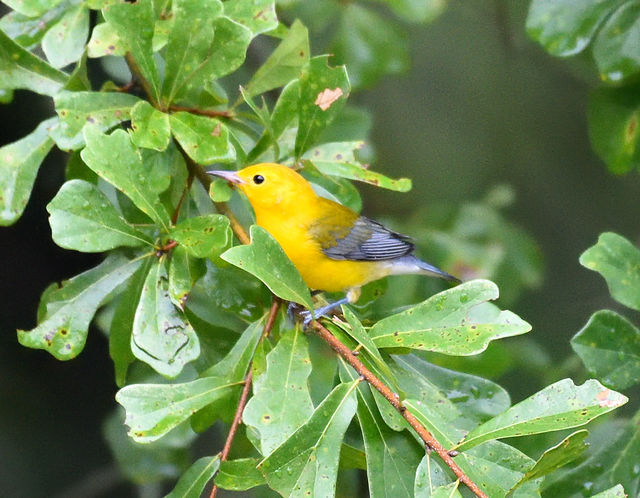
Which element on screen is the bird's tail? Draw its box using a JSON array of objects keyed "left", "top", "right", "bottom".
[{"left": 390, "top": 255, "right": 461, "bottom": 283}]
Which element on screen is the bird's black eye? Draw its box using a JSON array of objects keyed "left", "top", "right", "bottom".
[{"left": 253, "top": 174, "right": 265, "bottom": 185}]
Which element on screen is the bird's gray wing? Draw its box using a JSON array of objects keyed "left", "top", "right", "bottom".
[{"left": 318, "top": 216, "right": 415, "bottom": 262}]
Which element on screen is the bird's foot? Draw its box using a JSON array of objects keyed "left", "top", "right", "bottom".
[{"left": 299, "top": 297, "right": 351, "bottom": 327}]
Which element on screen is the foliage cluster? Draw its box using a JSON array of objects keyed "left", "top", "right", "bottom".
[{"left": 1, "top": 0, "right": 639, "bottom": 497}]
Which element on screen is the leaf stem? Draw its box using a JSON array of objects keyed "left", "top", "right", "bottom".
[
  {"left": 310, "top": 320, "right": 489, "bottom": 498},
  {"left": 124, "top": 53, "right": 158, "bottom": 108},
  {"left": 209, "top": 299, "right": 281, "bottom": 498}
]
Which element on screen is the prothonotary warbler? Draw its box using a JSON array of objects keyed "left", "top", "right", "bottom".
[{"left": 208, "top": 163, "right": 459, "bottom": 321}]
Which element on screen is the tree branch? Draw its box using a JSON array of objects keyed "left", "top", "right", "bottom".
[
  {"left": 124, "top": 53, "right": 157, "bottom": 107},
  {"left": 169, "top": 105, "right": 235, "bottom": 119},
  {"left": 209, "top": 298, "right": 281, "bottom": 498},
  {"left": 310, "top": 320, "right": 488, "bottom": 498}
]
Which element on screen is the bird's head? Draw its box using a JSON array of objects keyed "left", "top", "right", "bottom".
[{"left": 208, "top": 163, "right": 316, "bottom": 213}]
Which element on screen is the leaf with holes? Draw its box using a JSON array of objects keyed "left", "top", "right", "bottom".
[
  {"left": 303, "top": 141, "right": 411, "bottom": 191},
  {"left": 130, "top": 258, "right": 200, "bottom": 377},
  {"left": 170, "top": 112, "right": 235, "bottom": 164},
  {"left": 0, "top": 30, "right": 67, "bottom": 96},
  {"left": 18, "top": 254, "right": 141, "bottom": 360},
  {"left": 244, "top": 327, "right": 314, "bottom": 455},
  {"left": 258, "top": 381, "right": 358, "bottom": 496},
  {"left": 129, "top": 101, "right": 171, "bottom": 151},
  {"left": 41, "top": 4, "right": 89, "bottom": 68},
  {"left": 370, "top": 280, "right": 531, "bottom": 355},
  {"left": 48, "top": 179, "right": 152, "bottom": 252},
  {"left": 572, "top": 310, "right": 640, "bottom": 390},
  {"left": 456, "top": 379, "right": 627, "bottom": 451},
  {"left": 81, "top": 127, "right": 171, "bottom": 230},
  {"left": 103, "top": 0, "right": 161, "bottom": 102},
  {"left": 295, "top": 56, "right": 350, "bottom": 158},
  {"left": 50, "top": 91, "right": 140, "bottom": 151},
  {"left": 169, "top": 214, "right": 232, "bottom": 260}
]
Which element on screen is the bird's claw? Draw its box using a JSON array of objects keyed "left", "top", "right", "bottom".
[{"left": 299, "top": 310, "right": 314, "bottom": 327}]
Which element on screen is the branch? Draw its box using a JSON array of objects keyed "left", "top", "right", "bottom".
[
  {"left": 124, "top": 53, "right": 157, "bottom": 107},
  {"left": 209, "top": 298, "right": 281, "bottom": 498},
  {"left": 169, "top": 104, "right": 235, "bottom": 119},
  {"left": 174, "top": 143, "right": 251, "bottom": 245},
  {"left": 310, "top": 320, "right": 489, "bottom": 498}
]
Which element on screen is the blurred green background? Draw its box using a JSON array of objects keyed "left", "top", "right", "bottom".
[{"left": 2, "top": 1, "right": 639, "bottom": 496}]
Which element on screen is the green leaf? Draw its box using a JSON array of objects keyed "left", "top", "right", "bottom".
[
  {"left": 50, "top": 91, "right": 141, "bottom": 151},
  {"left": 430, "top": 482, "right": 462, "bottom": 498},
  {"left": 129, "top": 101, "right": 171, "bottom": 151},
  {"left": 303, "top": 141, "right": 412, "bottom": 191},
  {"left": 0, "top": 4, "right": 68, "bottom": 49},
  {"left": 221, "top": 225, "right": 314, "bottom": 309},
  {"left": 169, "top": 112, "right": 235, "bottom": 164},
  {"left": 110, "top": 256, "right": 154, "bottom": 387},
  {"left": 295, "top": 56, "right": 350, "bottom": 158},
  {"left": 169, "top": 214, "right": 232, "bottom": 259},
  {"left": 130, "top": 258, "right": 200, "bottom": 377},
  {"left": 0, "top": 117, "right": 55, "bottom": 226},
  {"left": 510, "top": 430, "right": 589, "bottom": 491},
  {"left": 18, "top": 254, "right": 141, "bottom": 360},
  {"left": 526, "top": 0, "right": 621, "bottom": 56},
  {"left": 593, "top": 2, "right": 640, "bottom": 82},
  {"left": 332, "top": 4, "right": 408, "bottom": 89},
  {"left": 41, "top": 4, "right": 89, "bottom": 68},
  {"left": 191, "top": 318, "right": 265, "bottom": 430},
  {"left": 393, "top": 355, "right": 511, "bottom": 427},
  {"left": 160, "top": 0, "right": 223, "bottom": 104},
  {"left": 168, "top": 246, "right": 206, "bottom": 310},
  {"left": 414, "top": 455, "right": 451, "bottom": 497},
  {"left": 370, "top": 280, "right": 531, "bottom": 355},
  {"left": 81, "top": 127, "right": 171, "bottom": 230},
  {"left": 165, "top": 455, "right": 220, "bottom": 498},
  {"left": 591, "top": 485, "right": 627, "bottom": 498},
  {"left": 384, "top": 0, "right": 448, "bottom": 24},
  {"left": 224, "top": 0, "right": 277, "bottom": 35},
  {"left": 2, "top": 0, "right": 64, "bottom": 17},
  {"left": 117, "top": 376, "right": 242, "bottom": 443},
  {"left": 0, "top": 30, "right": 67, "bottom": 96},
  {"left": 215, "top": 458, "right": 266, "bottom": 491},
  {"left": 572, "top": 310, "right": 640, "bottom": 390},
  {"left": 258, "top": 381, "right": 358, "bottom": 497},
  {"left": 209, "top": 178, "right": 233, "bottom": 202},
  {"left": 47, "top": 179, "right": 152, "bottom": 252},
  {"left": 103, "top": 0, "right": 161, "bottom": 102},
  {"left": 243, "top": 19, "right": 309, "bottom": 98},
  {"left": 456, "top": 379, "right": 628, "bottom": 451},
  {"left": 580, "top": 232, "right": 640, "bottom": 311},
  {"left": 588, "top": 85, "right": 640, "bottom": 174},
  {"left": 87, "top": 22, "right": 126, "bottom": 58},
  {"left": 341, "top": 364, "right": 422, "bottom": 498},
  {"left": 244, "top": 327, "right": 314, "bottom": 456},
  {"left": 103, "top": 407, "right": 194, "bottom": 484},
  {"left": 164, "top": 15, "right": 251, "bottom": 104}
]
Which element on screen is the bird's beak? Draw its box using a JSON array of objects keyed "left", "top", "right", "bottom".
[{"left": 206, "top": 170, "right": 246, "bottom": 185}]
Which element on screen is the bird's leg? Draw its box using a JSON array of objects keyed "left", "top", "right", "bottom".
[{"left": 300, "top": 288, "right": 361, "bottom": 326}]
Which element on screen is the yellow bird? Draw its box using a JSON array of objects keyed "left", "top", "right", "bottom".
[{"left": 208, "top": 163, "right": 459, "bottom": 320}]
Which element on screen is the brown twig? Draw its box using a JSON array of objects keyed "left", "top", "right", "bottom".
[
  {"left": 310, "top": 320, "right": 488, "bottom": 498},
  {"left": 209, "top": 299, "right": 281, "bottom": 498},
  {"left": 178, "top": 148, "right": 251, "bottom": 245},
  {"left": 124, "top": 53, "right": 157, "bottom": 107},
  {"left": 169, "top": 104, "right": 235, "bottom": 119}
]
